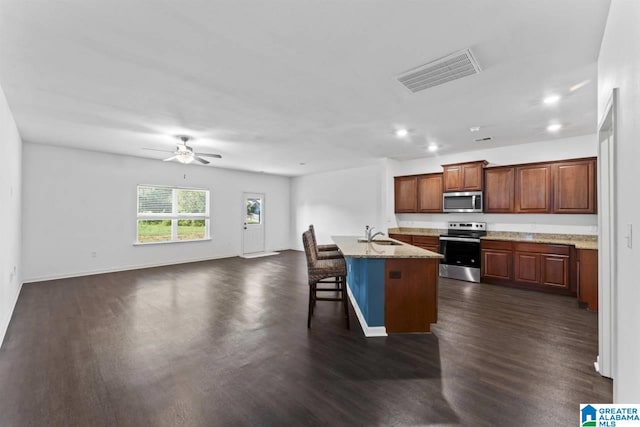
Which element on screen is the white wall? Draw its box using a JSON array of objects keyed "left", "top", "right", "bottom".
[
  {"left": 290, "top": 162, "right": 386, "bottom": 250},
  {"left": 22, "top": 143, "right": 291, "bottom": 282},
  {"left": 0, "top": 86, "right": 22, "bottom": 347},
  {"left": 387, "top": 134, "right": 599, "bottom": 235},
  {"left": 598, "top": 0, "right": 640, "bottom": 402}
]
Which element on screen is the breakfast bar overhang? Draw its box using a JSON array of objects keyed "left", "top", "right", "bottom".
[{"left": 331, "top": 236, "right": 443, "bottom": 337}]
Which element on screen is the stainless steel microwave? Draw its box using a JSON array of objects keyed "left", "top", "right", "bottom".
[{"left": 442, "top": 191, "right": 483, "bottom": 213}]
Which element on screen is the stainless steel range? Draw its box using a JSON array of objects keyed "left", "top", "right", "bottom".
[{"left": 439, "top": 222, "right": 487, "bottom": 283}]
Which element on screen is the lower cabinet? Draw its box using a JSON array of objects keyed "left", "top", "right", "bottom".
[
  {"left": 577, "top": 249, "right": 598, "bottom": 311},
  {"left": 541, "top": 253, "right": 570, "bottom": 288},
  {"left": 481, "top": 240, "right": 575, "bottom": 295},
  {"left": 514, "top": 252, "right": 540, "bottom": 283},
  {"left": 481, "top": 240, "right": 513, "bottom": 281},
  {"left": 384, "top": 258, "right": 439, "bottom": 333}
]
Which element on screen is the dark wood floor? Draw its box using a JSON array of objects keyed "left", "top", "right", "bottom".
[{"left": 0, "top": 251, "right": 611, "bottom": 426}]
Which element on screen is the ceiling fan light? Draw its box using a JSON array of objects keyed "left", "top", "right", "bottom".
[{"left": 176, "top": 152, "right": 194, "bottom": 163}]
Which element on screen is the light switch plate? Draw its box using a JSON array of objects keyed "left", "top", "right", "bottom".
[{"left": 626, "top": 224, "right": 633, "bottom": 248}]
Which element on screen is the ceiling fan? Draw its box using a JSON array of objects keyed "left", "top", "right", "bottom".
[{"left": 143, "top": 136, "right": 222, "bottom": 165}]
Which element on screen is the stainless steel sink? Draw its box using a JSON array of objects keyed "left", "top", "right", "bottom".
[
  {"left": 372, "top": 240, "right": 403, "bottom": 246},
  {"left": 357, "top": 239, "right": 403, "bottom": 246}
]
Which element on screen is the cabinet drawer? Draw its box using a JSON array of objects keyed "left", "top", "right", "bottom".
[
  {"left": 513, "top": 242, "right": 570, "bottom": 255},
  {"left": 389, "top": 234, "right": 413, "bottom": 244},
  {"left": 412, "top": 235, "right": 439, "bottom": 245},
  {"left": 411, "top": 235, "right": 440, "bottom": 253},
  {"left": 481, "top": 240, "right": 513, "bottom": 251}
]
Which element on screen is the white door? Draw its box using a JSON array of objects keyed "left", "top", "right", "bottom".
[
  {"left": 597, "top": 88, "right": 618, "bottom": 379},
  {"left": 242, "top": 193, "right": 265, "bottom": 255}
]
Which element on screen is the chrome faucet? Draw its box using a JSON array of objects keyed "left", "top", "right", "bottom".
[{"left": 365, "top": 225, "right": 385, "bottom": 242}]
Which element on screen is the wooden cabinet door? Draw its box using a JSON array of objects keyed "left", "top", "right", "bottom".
[
  {"left": 461, "top": 163, "right": 484, "bottom": 191},
  {"left": 553, "top": 159, "right": 596, "bottom": 213},
  {"left": 484, "top": 167, "right": 515, "bottom": 213},
  {"left": 394, "top": 176, "right": 418, "bottom": 213},
  {"left": 385, "top": 258, "right": 439, "bottom": 333},
  {"left": 482, "top": 250, "right": 512, "bottom": 280},
  {"left": 541, "top": 254, "right": 570, "bottom": 288},
  {"left": 443, "top": 165, "right": 462, "bottom": 192},
  {"left": 443, "top": 161, "right": 487, "bottom": 192},
  {"left": 417, "top": 174, "right": 443, "bottom": 212},
  {"left": 515, "top": 164, "right": 552, "bottom": 213},
  {"left": 514, "top": 252, "right": 540, "bottom": 283},
  {"left": 577, "top": 249, "right": 598, "bottom": 311}
]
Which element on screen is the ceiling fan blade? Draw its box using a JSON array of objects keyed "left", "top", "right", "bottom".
[
  {"left": 142, "top": 147, "right": 175, "bottom": 153},
  {"left": 163, "top": 155, "right": 179, "bottom": 162},
  {"left": 197, "top": 152, "right": 222, "bottom": 159},
  {"left": 193, "top": 156, "right": 210, "bottom": 165}
]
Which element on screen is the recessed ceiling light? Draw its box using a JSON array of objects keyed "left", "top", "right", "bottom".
[
  {"left": 427, "top": 144, "right": 438, "bottom": 152},
  {"left": 570, "top": 80, "right": 590, "bottom": 92},
  {"left": 543, "top": 95, "right": 561, "bottom": 104},
  {"left": 547, "top": 123, "right": 562, "bottom": 132},
  {"left": 469, "top": 126, "right": 481, "bottom": 132},
  {"left": 394, "top": 128, "right": 409, "bottom": 138}
]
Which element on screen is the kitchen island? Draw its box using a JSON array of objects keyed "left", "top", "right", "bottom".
[{"left": 332, "top": 236, "right": 443, "bottom": 337}]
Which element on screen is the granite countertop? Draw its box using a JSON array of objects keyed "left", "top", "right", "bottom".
[
  {"left": 387, "top": 227, "right": 445, "bottom": 237},
  {"left": 331, "top": 236, "right": 443, "bottom": 259},
  {"left": 387, "top": 227, "right": 598, "bottom": 250},
  {"left": 482, "top": 232, "right": 598, "bottom": 250}
]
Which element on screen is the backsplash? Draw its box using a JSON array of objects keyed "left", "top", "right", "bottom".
[{"left": 393, "top": 213, "right": 598, "bottom": 235}]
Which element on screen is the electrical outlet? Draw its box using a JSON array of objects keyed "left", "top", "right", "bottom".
[{"left": 91, "top": 251, "right": 97, "bottom": 258}]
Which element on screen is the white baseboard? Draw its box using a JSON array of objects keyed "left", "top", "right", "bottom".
[
  {"left": 23, "top": 253, "right": 238, "bottom": 283},
  {"left": 23, "top": 248, "right": 298, "bottom": 284},
  {"left": 346, "top": 286, "right": 387, "bottom": 337},
  {"left": 0, "top": 281, "right": 23, "bottom": 349},
  {"left": 240, "top": 251, "right": 280, "bottom": 259}
]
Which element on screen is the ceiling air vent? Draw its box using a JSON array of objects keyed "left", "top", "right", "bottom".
[
  {"left": 474, "top": 136, "right": 492, "bottom": 142},
  {"left": 397, "top": 48, "right": 481, "bottom": 93}
]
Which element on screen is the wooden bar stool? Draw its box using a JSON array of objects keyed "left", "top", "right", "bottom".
[{"left": 302, "top": 230, "right": 349, "bottom": 329}]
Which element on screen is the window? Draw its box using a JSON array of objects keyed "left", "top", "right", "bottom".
[
  {"left": 136, "top": 185, "right": 210, "bottom": 243},
  {"left": 245, "top": 197, "right": 262, "bottom": 225}
]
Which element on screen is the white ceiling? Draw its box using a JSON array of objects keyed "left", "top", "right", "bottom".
[{"left": 0, "top": 0, "right": 610, "bottom": 176}]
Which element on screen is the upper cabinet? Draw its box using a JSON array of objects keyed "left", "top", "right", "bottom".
[
  {"left": 395, "top": 157, "right": 596, "bottom": 215},
  {"left": 417, "top": 173, "right": 443, "bottom": 213},
  {"left": 553, "top": 159, "right": 597, "bottom": 214},
  {"left": 484, "top": 167, "right": 515, "bottom": 213},
  {"left": 394, "top": 173, "right": 443, "bottom": 213},
  {"left": 394, "top": 176, "right": 418, "bottom": 213},
  {"left": 515, "top": 163, "right": 553, "bottom": 213},
  {"left": 442, "top": 161, "right": 488, "bottom": 192}
]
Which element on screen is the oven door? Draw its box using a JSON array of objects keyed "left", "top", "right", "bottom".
[{"left": 439, "top": 236, "right": 481, "bottom": 269}]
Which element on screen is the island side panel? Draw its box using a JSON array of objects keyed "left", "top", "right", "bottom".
[
  {"left": 384, "top": 258, "right": 438, "bottom": 333},
  {"left": 346, "top": 258, "right": 385, "bottom": 327}
]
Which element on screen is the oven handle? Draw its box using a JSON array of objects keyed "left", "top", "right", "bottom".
[{"left": 439, "top": 236, "right": 481, "bottom": 243}]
